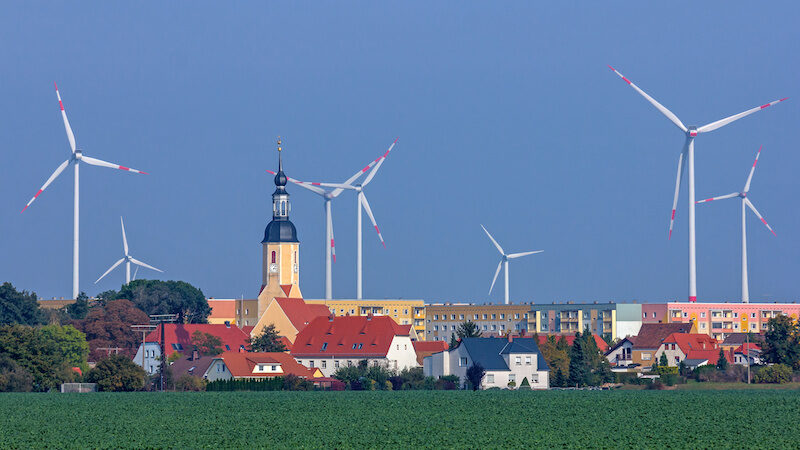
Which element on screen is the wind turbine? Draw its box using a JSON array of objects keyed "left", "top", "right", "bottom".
[
  {"left": 697, "top": 146, "right": 775, "bottom": 303},
  {"left": 315, "top": 139, "right": 398, "bottom": 299},
  {"left": 95, "top": 217, "right": 164, "bottom": 285},
  {"left": 608, "top": 66, "right": 787, "bottom": 302},
  {"left": 266, "top": 139, "right": 396, "bottom": 299},
  {"left": 21, "top": 84, "right": 148, "bottom": 298},
  {"left": 481, "top": 225, "right": 542, "bottom": 305}
]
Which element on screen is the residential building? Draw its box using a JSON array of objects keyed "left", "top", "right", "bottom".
[
  {"left": 605, "top": 322, "right": 694, "bottom": 369},
  {"left": 425, "top": 303, "right": 530, "bottom": 342},
  {"left": 133, "top": 323, "right": 249, "bottom": 374},
  {"left": 654, "top": 333, "right": 723, "bottom": 367},
  {"left": 641, "top": 303, "right": 668, "bottom": 324},
  {"left": 291, "top": 314, "right": 418, "bottom": 377},
  {"left": 528, "top": 302, "right": 642, "bottom": 339},
  {"left": 424, "top": 337, "right": 549, "bottom": 389},
  {"left": 208, "top": 351, "right": 322, "bottom": 381},
  {"left": 170, "top": 351, "right": 218, "bottom": 381},
  {"left": 307, "top": 299, "right": 425, "bottom": 340},
  {"left": 412, "top": 340, "right": 449, "bottom": 365},
  {"left": 733, "top": 343, "right": 762, "bottom": 366},
  {"left": 207, "top": 298, "right": 239, "bottom": 325},
  {"left": 661, "top": 302, "right": 800, "bottom": 340}
]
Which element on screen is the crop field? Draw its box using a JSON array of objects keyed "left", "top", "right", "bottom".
[{"left": 1, "top": 390, "right": 799, "bottom": 448}]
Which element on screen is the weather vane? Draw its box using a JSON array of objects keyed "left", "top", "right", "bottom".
[{"left": 277, "top": 136, "right": 282, "bottom": 152}]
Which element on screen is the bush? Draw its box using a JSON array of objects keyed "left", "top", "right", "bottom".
[
  {"left": 0, "top": 355, "right": 33, "bottom": 392},
  {"left": 283, "top": 374, "right": 314, "bottom": 391},
  {"left": 86, "top": 355, "right": 146, "bottom": 391},
  {"left": 206, "top": 378, "right": 283, "bottom": 391},
  {"left": 754, "top": 364, "right": 793, "bottom": 384},
  {"left": 175, "top": 375, "right": 206, "bottom": 391}
]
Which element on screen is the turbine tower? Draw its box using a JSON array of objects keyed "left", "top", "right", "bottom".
[
  {"left": 481, "top": 225, "right": 542, "bottom": 305},
  {"left": 697, "top": 146, "right": 775, "bottom": 303},
  {"left": 266, "top": 138, "right": 396, "bottom": 299},
  {"left": 22, "top": 84, "right": 148, "bottom": 298},
  {"left": 609, "top": 66, "right": 786, "bottom": 302},
  {"left": 317, "top": 139, "right": 397, "bottom": 299},
  {"left": 95, "top": 217, "right": 164, "bottom": 285}
]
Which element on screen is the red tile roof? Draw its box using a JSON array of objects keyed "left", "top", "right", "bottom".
[
  {"left": 241, "top": 326, "right": 255, "bottom": 335},
  {"left": 662, "top": 333, "right": 718, "bottom": 354},
  {"left": 280, "top": 285, "right": 292, "bottom": 296},
  {"left": 734, "top": 343, "right": 761, "bottom": 354},
  {"left": 685, "top": 349, "right": 733, "bottom": 365},
  {"left": 207, "top": 299, "right": 236, "bottom": 320},
  {"left": 413, "top": 340, "right": 449, "bottom": 365},
  {"left": 535, "top": 334, "right": 609, "bottom": 352},
  {"left": 275, "top": 298, "right": 331, "bottom": 332},
  {"left": 291, "top": 315, "right": 410, "bottom": 358},
  {"left": 219, "top": 351, "right": 316, "bottom": 378},
  {"left": 145, "top": 324, "right": 249, "bottom": 357},
  {"left": 630, "top": 323, "right": 694, "bottom": 349}
]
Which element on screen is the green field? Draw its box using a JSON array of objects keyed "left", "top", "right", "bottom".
[{"left": 1, "top": 390, "right": 799, "bottom": 448}]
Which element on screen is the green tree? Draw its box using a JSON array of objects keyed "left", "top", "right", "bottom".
[
  {"left": 568, "top": 332, "right": 587, "bottom": 387},
  {"left": 552, "top": 367, "right": 566, "bottom": 387},
  {"left": 659, "top": 352, "right": 669, "bottom": 367},
  {"left": 86, "top": 354, "right": 146, "bottom": 391},
  {"left": 456, "top": 321, "right": 482, "bottom": 339},
  {"left": 73, "top": 299, "right": 149, "bottom": 361},
  {"left": 247, "top": 324, "right": 287, "bottom": 352},
  {"left": 466, "top": 362, "right": 485, "bottom": 391},
  {"left": 761, "top": 315, "right": 800, "bottom": 368},
  {"left": 754, "top": 364, "right": 792, "bottom": 384},
  {"left": 175, "top": 374, "right": 206, "bottom": 391},
  {"left": 448, "top": 334, "right": 459, "bottom": 350},
  {"left": 0, "top": 282, "right": 43, "bottom": 325},
  {"left": 191, "top": 330, "right": 223, "bottom": 356},
  {"left": 65, "top": 292, "right": 90, "bottom": 320},
  {"left": 0, "top": 354, "right": 33, "bottom": 392},
  {"left": 39, "top": 324, "right": 90, "bottom": 373},
  {"left": 0, "top": 324, "right": 85, "bottom": 391},
  {"left": 113, "top": 280, "right": 211, "bottom": 323},
  {"left": 519, "top": 377, "right": 531, "bottom": 389},
  {"left": 716, "top": 348, "right": 729, "bottom": 371}
]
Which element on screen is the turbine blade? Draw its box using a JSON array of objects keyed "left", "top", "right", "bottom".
[
  {"left": 95, "top": 258, "right": 125, "bottom": 284},
  {"left": 132, "top": 265, "right": 139, "bottom": 281},
  {"left": 120, "top": 216, "right": 129, "bottom": 255},
  {"left": 55, "top": 83, "right": 77, "bottom": 153},
  {"left": 481, "top": 225, "right": 504, "bottom": 255},
  {"left": 362, "top": 138, "right": 397, "bottom": 187},
  {"left": 360, "top": 194, "right": 385, "bottom": 247},
  {"left": 745, "top": 198, "right": 776, "bottom": 236},
  {"left": 697, "top": 98, "right": 788, "bottom": 134},
  {"left": 81, "top": 155, "right": 147, "bottom": 174},
  {"left": 743, "top": 146, "right": 762, "bottom": 193},
  {"left": 333, "top": 138, "right": 398, "bottom": 197},
  {"left": 489, "top": 260, "right": 502, "bottom": 295},
  {"left": 669, "top": 144, "right": 687, "bottom": 240},
  {"left": 608, "top": 66, "right": 687, "bottom": 133},
  {"left": 266, "top": 170, "right": 327, "bottom": 196},
  {"left": 315, "top": 182, "right": 357, "bottom": 190},
  {"left": 507, "top": 250, "right": 543, "bottom": 259},
  {"left": 696, "top": 192, "right": 739, "bottom": 204},
  {"left": 21, "top": 159, "right": 71, "bottom": 212},
  {"left": 129, "top": 257, "right": 164, "bottom": 273}
]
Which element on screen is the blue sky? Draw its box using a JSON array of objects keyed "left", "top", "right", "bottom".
[{"left": 1, "top": 3, "right": 799, "bottom": 303}]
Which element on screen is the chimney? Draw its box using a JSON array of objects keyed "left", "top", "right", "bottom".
[
  {"left": 192, "top": 349, "right": 200, "bottom": 361},
  {"left": 329, "top": 312, "right": 335, "bottom": 322},
  {"left": 366, "top": 313, "right": 373, "bottom": 321},
  {"left": 224, "top": 321, "right": 231, "bottom": 328},
  {"left": 507, "top": 333, "right": 513, "bottom": 343}
]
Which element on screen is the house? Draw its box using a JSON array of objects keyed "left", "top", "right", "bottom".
[
  {"left": 424, "top": 337, "right": 549, "bottom": 389},
  {"left": 413, "top": 340, "right": 449, "bottom": 365},
  {"left": 655, "top": 333, "right": 721, "bottom": 367},
  {"left": 247, "top": 297, "right": 330, "bottom": 344},
  {"left": 208, "top": 351, "right": 322, "bottom": 381},
  {"left": 133, "top": 323, "right": 249, "bottom": 374},
  {"left": 733, "top": 343, "right": 762, "bottom": 366},
  {"left": 170, "top": 351, "right": 218, "bottom": 381},
  {"left": 290, "top": 314, "right": 418, "bottom": 377},
  {"left": 605, "top": 322, "right": 694, "bottom": 369}
]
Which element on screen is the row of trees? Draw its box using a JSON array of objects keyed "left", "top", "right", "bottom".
[
  {"left": 538, "top": 331, "right": 613, "bottom": 387},
  {"left": 332, "top": 362, "right": 462, "bottom": 390}
]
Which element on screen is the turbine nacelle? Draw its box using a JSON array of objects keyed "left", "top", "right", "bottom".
[{"left": 687, "top": 127, "right": 698, "bottom": 137}]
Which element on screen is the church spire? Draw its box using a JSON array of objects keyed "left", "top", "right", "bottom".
[{"left": 262, "top": 137, "right": 298, "bottom": 243}]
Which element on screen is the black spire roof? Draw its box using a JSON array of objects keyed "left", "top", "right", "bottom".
[{"left": 262, "top": 138, "right": 298, "bottom": 243}]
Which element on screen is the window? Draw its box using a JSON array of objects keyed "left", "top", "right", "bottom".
[
  {"left": 460, "top": 315, "right": 464, "bottom": 320},
  {"left": 482, "top": 325, "right": 487, "bottom": 330},
  {"left": 701, "top": 312, "right": 706, "bottom": 318},
  {"left": 459, "top": 357, "right": 468, "bottom": 367},
  {"left": 171, "top": 343, "right": 183, "bottom": 351},
  {"left": 483, "top": 314, "right": 488, "bottom": 320},
  {"left": 258, "top": 364, "right": 265, "bottom": 371},
  {"left": 491, "top": 325, "right": 497, "bottom": 331},
  {"left": 524, "top": 313, "right": 528, "bottom": 319},
  {"left": 683, "top": 312, "right": 688, "bottom": 318},
  {"left": 451, "top": 314, "right": 456, "bottom": 320},
  {"left": 397, "top": 344, "right": 400, "bottom": 350},
  {"left": 271, "top": 365, "right": 277, "bottom": 371},
  {"left": 751, "top": 313, "right": 756, "bottom": 318},
  {"left": 514, "top": 313, "right": 520, "bottom": 319},
  {"left": 751, "top": 323, "right": 757, "bottom": 330},
  {"left": 321, "top": 343, "right": 328, "bottom": 351},
  {"left": 525, "top": 356, "right": 532, "bottom": 365},
  {"left": 353, "top": 344, "right": 358, "bottom": 349},
  {"left": 245, "top": 308, "right": 249, "bottom": 315},
  {"left": 474, "top": 314, "right": 479, "bottom": 320},
  {"left": 486, "top": 374, "right": 495, "bottom": 384},
  {"left": 653, "top": 312, "right": 657, "bottom": 318},
  {"left": 404, "top": 309, "right": 409, "bottom": 315},
  {"left": 532, "top": 375, "right": 539, "bottom": 384},
  {"left": 334, "top": 360, "right": 340, "bottom": 368},
  {"left": 642, "top": 353, "right": 652, "bottom": 361},
  {"left": 515, "top": 356, "right": 521, "bottom": 365},
  {"left": 500, "top": 314, "right": 505, "bottom": 319},
  {"left": 451, "top": 325, "right": 457, "bottom": 331},
  {"left": 271, "top": 251, "right": 276, "bottom": 264},
  {"left": 734, "top": 312, "right": 739, "bottom": 318},
  {"left": 309, "top": 361, "right": 315, "bottom": 368},
  {"left": 500, "top": 324, "right": 505, "bottom": 331},
  {"left": 358, "top": 343, "right": 363, "bottom": 349},
  {"left": 491, "top": 314, "right": 496, "bottom": 320},
  {"left": 434, "top": 315, "right": 439, "bottom": 321},
  {"left": 434, "top": 325, "right": 439, "bottom": 331},
  {"left": 508, "top": 374, "right": 516, "bottom": 383},
  {"left": 225, "top": 345, "right": 230, "bottom": 351}
]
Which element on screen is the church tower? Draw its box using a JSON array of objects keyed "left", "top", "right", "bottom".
[{"left": 257, "top": 138, "right": 302, "bottom": 315}]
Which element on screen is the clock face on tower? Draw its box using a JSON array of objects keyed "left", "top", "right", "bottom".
[{"left": 269, "top": 263, "right": 278, "bottom": 273}]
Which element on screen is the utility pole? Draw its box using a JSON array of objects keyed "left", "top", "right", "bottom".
[
  {"left": 149, "top": 314, "right": 178, "bottom": 392},
  {"left": 746, "top": 332, "right": 751, "bottom": 384}
]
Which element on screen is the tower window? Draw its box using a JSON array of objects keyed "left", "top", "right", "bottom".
[
  {"left": 281, "top": 201, "right": 286, "bottom": 216},
  {"left": 271, "top": 251, "right": 276, "bottom": 264}
]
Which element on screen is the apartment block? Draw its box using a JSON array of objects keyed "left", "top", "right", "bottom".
[
  {"left": 305, "top": 299, "right": 425, "bottom": 340},
  {"left": 425, "top": 303, "right": 531, "bottom": 342},
  {"left": 528, "top": 302, "right": 642, "bottom": 340},
  {"left": 662, "top": 302, "right": 800, "bottom": 341}
]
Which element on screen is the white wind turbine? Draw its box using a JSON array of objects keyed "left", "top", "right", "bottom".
[
  {"left": 609, "top": 66, "right": 787, "bottom": 302},
  {"left": 95, "top": 217, "right": 164, "bottom": 285},
  {"left": 267, "top": 138, "right": 396, "bottom": 299},
  {"left": 481, "top": 225, "right": 543, "bottom": 305},
  {"left": 315, "top": 139, "right": 398, "bottom": 299},
  {"left": 697, "top": 146, "right": 775, "bottom": 303},
  {"left": 22, "top": 84, "right": 148, "bottom": 298}
]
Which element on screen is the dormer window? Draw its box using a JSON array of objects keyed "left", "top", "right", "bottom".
[{"left": 321, "top": 343, "right": 328, "bottom": 351}]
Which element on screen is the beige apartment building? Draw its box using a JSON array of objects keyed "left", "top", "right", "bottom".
[{"left": 425, "top": 303, "right": 531, "bottom": 342}]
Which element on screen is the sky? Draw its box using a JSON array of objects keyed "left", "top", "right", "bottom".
[{"left": 1, "top": 3, "right": 799, "bottom": 304}]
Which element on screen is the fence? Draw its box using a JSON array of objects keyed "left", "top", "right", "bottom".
[{"left": 60, "top": 383, "right": 97, "bottom": 393}]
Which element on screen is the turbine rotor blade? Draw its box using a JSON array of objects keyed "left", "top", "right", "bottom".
[
  {"left": 697, "top": 98, "right": 788, "bottom": 134},
  {"left": 507, "top": 250, "right": 543, "bottom": 259},
  {"left": 333, "top": 138, "right": 398, "bottom": 197},
  {"left": 129, "top": 257, "right": 164, "bottom": 273},
  {"left": 489, "top": 260, "right": 502, "bottom": 295},
  {"left": 360, "top": 193, "right": 385, "bottom": 247},
  {"left": 608, "top": 66, "right": 688, "bottom": 133},
  {"left": 669, "top": 144, "right": 687, "bottom": 240},
  {"left": 81, "top": 155, "right": 147, "bottom": 174},
  {"left": 481, "top": 225, "right": 504, "bottom": 255},
  {"left": 132, "top": 265, "right": 139, "bottom": 281},
  {"left": 745, "top": 198, "right": 776, "bottom": 236},
  {"left": 55, "top": 83, "right": 77, "bottom": 153},
  {"left": 362, "top": 138, "right": 397, "bottom": 187},
  {"left": 743, "top": 146, "right": 762, "bottom": 193},
  {"left": 266, "top": 170, "right": 327, "bottom": 196},
  {"left": 95, "top": 258, "right": 125, "bottom": 284},
  {"left": 21, "top": 159, "right": 71, "bottom": 212},
  {"left": 696, "top": 193, "right": 739, "bottom": 204},
  {"left": 316, "top": 182, "right": 357, "bottom": 190},
  {"left": 120, "top": 216, "right": 129, "bottom": 255}
]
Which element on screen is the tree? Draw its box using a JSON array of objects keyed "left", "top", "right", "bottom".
[
  {"left": 112, "top": 280, "right": 211, "bottom": 323},
  {"left": 456, "top": 321, "right": 482, "bottom": 340},
  {"left": 73, "top": 299, "right": 149, "bottom": 360},
  {"left": 552, "top": 367, "right": 566, "bottom": 387},
  {"left": 86, "top": 354, "right": 146, "bottom": 391},
  {"left": 466, "top": 362, "right": 485, "bottom": 390},
  {"left": 754, "top": 364, "right": 792, "bottom": 384},
  {"left": 247, "top": 324, "right": 287, "bottom": 352},
  {"left": 191, "top": 330, "right": 223, "bottom": 356},
  {"left": 659, "top": 352, "right": 669, "bottom": 367},
  {"left": 0, "top": 324, "right": 85, "bottom": 391},
  {"left": 0, "top": 354, "right": 33, "bottom": 392},
  {"left": 65, "top": 292, "right": 90, "bottom": 320},
  {"left": 716, "top": 348, "right": 729, "bottom": 371},
  {"left": 448, "top": 334, "right": 459, "bottom": 350},
  {"left": 175, "top": 374, "right": 206, "bottom": 391},
  {"left": 568, "top": 332, "right": 587, "bottom": 387},
  {"left": 761, "top": 315, "right": 800, "bottom": 368},
  {"left": 39, "top": 324, "right": 90, "bottom": 373},
  {"left": 0, "top": 282, "right": 43, "bottom": 326},
  {"left": 519, "top": 377, "right": 531, "bottom": 389}
]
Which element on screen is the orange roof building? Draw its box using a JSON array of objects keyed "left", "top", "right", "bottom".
[
  {"left": 656, "top": 333, "right": 733, "bottom": 368},
  {"left": 207, "top": 351, "right": 322, "bottom": 381}
]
